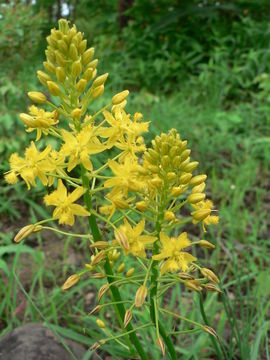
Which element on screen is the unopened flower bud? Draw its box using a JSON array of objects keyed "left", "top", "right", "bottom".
[
  {"left": 136, "top": 201, "right": 147, "bottom": 212},
  {"left": 189, "top": 175, "right": 207, "bottom": 187},
  {"left": 58, "top": 39, "right": 68, "bottom": 53},
  {"left": 47, "top": 81, "right": 61, "bottom": 96},
  {"left": 198, "top": 240, "right": 215, "bottom": 249},
  {"left": 92, "top": 73, "right": 108, "bottom": 88},
  {"left": 43, "top": 61, "right": 55, "bottom": 74},
  {"left": 71, "top": 108, "right": 82, "bottom": 118},
  {"left": 90, "top": 241, "right": 108, "bottom": 250},
  {"left": 204, "top": 283, "right": 222, "bottom": 293},
  {"left": 72, "top": 60, "right": 82, "bottom": 77},
  {"left": 171, "top": 186, "right": 185, "bottom": 197},
  {"left": 201, "top": 268, "right": 219, "bottom": 284},
  {"left": 56, "top": 67, "right": 66, "bottom": 82},
  {"left": 69, "top": 43, "right": 78, "bottom": 60},
  {"left": 79, "top": 39, "right": 87, "bottom": 54},
  {"left": 135, "top": 285, "right": 147, "bottom": 307},
  {"left": 180, "top": 173, "right": 192, "bottom": 184},
  {"left": 172, "top": 156, "right": 181, "bottom": 167},
  {"left": 98, "top": 283, "right": 110, "bottom": 302},
  {"left": 61, "top": 274, "right": 80, "bottom": 291},
  {"left": 90, "top": 251, "right": 106, "bottom": 266},
  {"left": 112, "top": 90, "right": 129, "bottom": 105},
  {"left": 83, "top": 67, "right": 94, "bottom": 81},
  {"left": 87, "top": 59, "right": 98, "bottom": 70},
  {"left": 117, "top": 263, "right": 125, "bottom": 273},
  {"left": 28, "top": 92, "right": 47, "bottom": 104},
  {"left": 76, "top": 79, "right": 87, "bottom": 93},
  {"left": 37, "top": 70, "right": 51, "bottom": 85},
  {"left": 91, "top": 85, "right": 104, "bottom": 99},
  {"left": 188, "top": 193, "right": 206, "bottom": 204},
  {"left": 191, "top": 209, "right": 211, "bottom": 221},
  {"left": 150, "top": 177, "right": 163, "bottom": 188},
  {"left": 157, "top": 337, "right": 165, "bottom": 357},
  {"left": 14, "top": 224, "right": 42, "bottom": 243},
  {"left": 192, "top": 183, "right": 206, "bottom": 193},
  {"left": 161, "top": 155, "right": 170, "bottom": 169},
  {"left": 55, "top": 51, "right": 66, "bottom": 66},
  {"left": 164, "top": 211, "right": 175, "bottom": 222},
  {"left": 178, "top": 273, "right": 194, "bottom": 280},
  {"left": 167, "top": 172, "right": 177, "bottom": 181},
  {"left": 180, "top": 149, "right": 191, "bottom": 162},
  {"left": 89, "top": 305, "right": 102, "bottom": 315},
  {"left": 82, "top": 47, "right": 95, "bottom": 65},
  {"left": 124, "top": 309, "right": 132, "bottom": 327},
  {"left": 115, "top": 229, "right": 129, "bottom": 251},
  {"left": 185, "top": 280, "right": 202, "bottom": 292},
  {"left": 203, "top": 325, "right": 218, "bottom": 339},
  {"left": 96, "top": 319, "right": 105, "bottom": 329},
  {"left": 182, "top": 161, "right": 199, "bottom": 173},
  {"left": 126, "top": 268, "right": 135, "bottom": 277}
]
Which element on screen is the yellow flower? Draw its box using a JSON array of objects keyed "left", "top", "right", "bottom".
[
  {"left": 104, "top": 157, "right": 145, "bottom": 196},
  {"left": 191, "top": 199, "right": 219, "bottom": 232},
  {"left": 152, "top": 232, "right": 196, "bottom": 274},
  {"left": 44, "top": 179, "right": 90, "bottom": 226},
  {"left": 60, "top": 126, "right": 106, "bottom": 172},
  {"left": 20, "top": 106, "right": 58, "bottom": 141},
  {"left": 114, "top": 219, "right": 156, "bottom": 257},
  {"left": 99, "top": 189, "right": 135, "bottom": 220},
  {"left": 100, "top": 108, "right": 149, "bottom": 149},
  {"left": 5, "top": 141, "right": 51, "bottom": 189}
]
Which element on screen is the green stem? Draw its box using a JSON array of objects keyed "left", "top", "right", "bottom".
[
  {"left": 150, "top": 220, "right": 177, "bottom": 360},
  {"left": 80, "top": 165, "right": 148, "bottom": 360},
  {"left": 198, "top": 293, "right": 223, "bottom": 360}
]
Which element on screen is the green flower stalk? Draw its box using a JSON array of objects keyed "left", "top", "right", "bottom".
[{"left": 7, "top": 19, "right": 221, "bottom": 359}]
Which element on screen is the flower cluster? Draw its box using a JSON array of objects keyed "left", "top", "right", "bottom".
[{"left": 7, "top": 19, "right": 220, "bottom": 358}]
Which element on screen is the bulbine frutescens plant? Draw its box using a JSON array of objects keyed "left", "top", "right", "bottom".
[{"left": 6, "top": 19, "right": 221, "bottom": 359}]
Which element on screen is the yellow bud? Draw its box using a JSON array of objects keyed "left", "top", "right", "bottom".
[
  {"left": 167, "top": 172, "right": 177, "bottom": 181},
  {"left": 14, "top": 224, "right": 43, "bottom": 243},
  {"left": 96, "top": 319, "right": 106, "bottom": 329},
  {"left": 112, "top": 90, "right": 129, "bottom": 105},
  {"left": 171, "top": 186, "right": 186, "bottom": 197},
  {"left": 189, "top": 175, "right": 207, "bottom": 187},
  {"left": 187, "top": 193, "right": 206, "bottom": 204},
  {"left": 172, "top": 156, "right": 181, "bottom": 167},
  {"left": 71, "top": 108, "right": 82, "bottom": 118},
  {"left": 87, "top": 58, "right": 98, "bottom": 70},
  {"left": 91, "top": 85, "right": 104, "bottom": 99},
  {"left": 79, "top": 39, "right": 87, "bottom": 54},
  {"left": 161, "top": 155, "right": 170, "bottom": 169},
  {"left": 47, "top": 81, "right": 61, "bottom": 96},
  {"left": 72, "top": 60, "right": 82, "bottom": 77},
  {"left": 136, "top": 201, "right": 147, "bottom": 212},
  {"left": 192, "top": 183, "right": 206, "bottom": 193},
  {"left": 55, "top": 51, "right": 66, "bottom": 66},
  {"left": 185, "top": 280, "right": 202, "bottom": 292},
  {"left": 82, "top": 47, "right": 95, "bottom": 65},
  {"left": 69, "top": 43, "right": 78, "bottom": 60},
  {"left": 180, "top": 149, "right": 191, "bottom": 162},
  {"left": 126, "top": 268, "right": 135, "bottom": 277},
  {"left": 183, "top": 161, "right": 199, "bottom": 173},
  {"left": 43, "top": 61, "right": 55, "bottom": 74},
  {"left": 76, "top": 79, "right": 87, "bottom": 93},
  {"left": 45, "top": 49, "right": 55, "bottom": 63},
  {"left": 164, "top": 211, "right": 175, "bottom": 222},
  {"left": 58, "top": 18, "right": 69, "bottom": 34},
  {"left": 135, "top": 285, "right": 147, "bottom": 307},
  {"left": 92, "top": 73, "right": 109, "bottom": 88},
  {"left": 57, "top": 39, "right": 68, "bottom": 53},
  {"left": 201, "top": 268, "right": 219, "bottom": 284},
  {"left": 83, "top": 67, "right": 94, "bottom": 81},
  {"left": 28, "top": 91, "right": 47, "bottom": 104},
  {"left": 56, "top": 67, "right": 66, "bottom": 82},
  {"left": 179, "top": 173, "right": 192, "bottom": 184},
  {"left": 191, "top": 209, "right": 211, "bottom": 221},
  {"left": 37, "top": 70, "right": 51, "bottom": 85},
  {"left": 198, "top": 240, "right": 215, "bottom": 249},
  {"left": 148, "top": 148, "right": 159, "bottom": 161},
  {"left": 150, "top": 177, "right": 163, "bottom": 188},
  {"left": 124, "top": 309, "right": 132, "bottom": 328},
  {"left": 19, "top": 113, "right": 34, "bottom": 127},
  {"left": 117, "top": 263, "right": 125, "bottom": 273},
  {"left": 61, "top": 274, "right": 80, "bottom": 291}
]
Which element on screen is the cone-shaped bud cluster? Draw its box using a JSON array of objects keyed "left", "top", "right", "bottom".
[
  {"left": 143, "top": 129, "right": 200, "bottom": 194},
  {"left": 41, "top": 19, "right": 104, "bottom": 103}
]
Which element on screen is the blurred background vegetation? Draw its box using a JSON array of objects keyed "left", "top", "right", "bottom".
[{"left": 0, "top": 0, "right": 269, "bottom": 359}]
